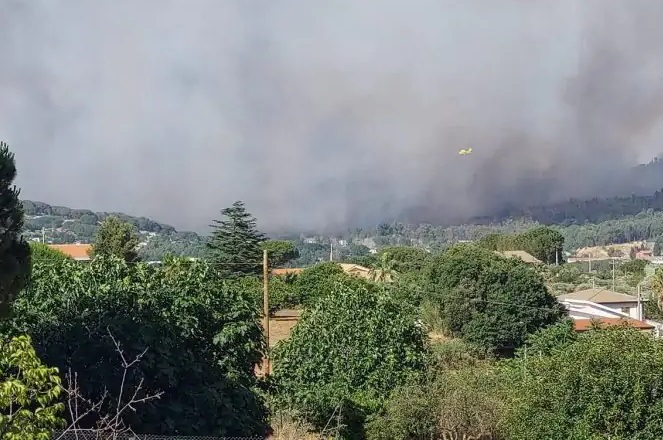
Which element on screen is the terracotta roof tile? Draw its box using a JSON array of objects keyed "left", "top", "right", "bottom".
[
  {"left": 573, "top": 317, "right": 653, "bottom": 331},
  {"left": 48, "top": 244, "right": 92, "bottom": 260}
]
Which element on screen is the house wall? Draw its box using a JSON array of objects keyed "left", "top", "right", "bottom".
[
  {"left": 563, "top": 300, "right": 642, "bottom": 321},
  {"left": 601, "top": 302, "right": 641, "bottom": 320}
]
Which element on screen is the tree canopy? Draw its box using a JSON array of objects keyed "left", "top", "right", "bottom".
[
  {"left": 9, "top": 256, "right": 269, "bottom": 437},
  {"left": 207, "top": 201, "right": 266, "bottom": 277},
  {"left": 426, "top": 244, "right": 566, "bottom": 355},
  {"left": 89, "top": 216, "right": 140, "bottom": 262},
  {"left": 0, "top": 142, "right": 31, "bottom": 316},
  {"left": 261, "top": 240, "right": 299, "bottom": 268},
  {"left": 271, "top": 282, "right": 427, "bottom": 437}
]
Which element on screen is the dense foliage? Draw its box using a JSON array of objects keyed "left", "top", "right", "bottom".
[
  {"left": 29, "top": 242, "right": 71, "bottom": 265},
  {"left": 478, "top": 226, "right": 564, "bottom": 264},
  {"left": 0, "top": 335, "right": 64, "bottom": 439},
  {"left": 271, "top": 282, "right": 427, "bottom": 438},
  {"left": 291, "top": 262, "right": 371, "bottom": 307},
  {"left": 504, "top": 326, "right": 663, "bottom": 439},
  {"left": 10, "top": 256, "right": 269, "bottom": 437},
  {"left": 0, "top": 142, "right": 31, "bottom": 317},
  {"left": 426, "top": 244, "right": 566, "bottom": 355},
  {"left": 261, "top": 240, "right": 299, "bottom": 268},
  {"left": 377, "top": 246, "right": 430, "bottom": 273},
  {"left": 207, "top": 201, "right": 266, "bottom": 277}
]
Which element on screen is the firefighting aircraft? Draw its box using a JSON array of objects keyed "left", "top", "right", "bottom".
[{"left": 458, "top": 148, "right": 473, "bottom": 155}]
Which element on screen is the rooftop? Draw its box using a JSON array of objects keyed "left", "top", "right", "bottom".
[
  {"left": 496, "top": 250, "right": 542, "bottom": 264},
  {"left": 558, "top": 288, "right": 641, "bottom": 304},
  {"left": 574, "top": 317, "right": 654, "bottom": 331},
  {"left": 48, "top": 244, "right": 92, "bottom": 260}
]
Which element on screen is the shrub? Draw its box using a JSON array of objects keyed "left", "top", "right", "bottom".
[
  {"left": 503, "top": 327, "right": 663, "bottom": 439},
  {"left": 294, "top": 262, "right": 373, "bottom": 306},
  {"left": 366, "top": 365, "right": 507, "bottom": 440}
]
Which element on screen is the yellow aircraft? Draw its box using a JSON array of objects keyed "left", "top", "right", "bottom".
[{"left": 458, "top": 148, "right": 473, "bottom": 155}]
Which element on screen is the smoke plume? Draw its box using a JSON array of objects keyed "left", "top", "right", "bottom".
[{"left": 2, "top": 0, "right": 663, "bottom": 233}]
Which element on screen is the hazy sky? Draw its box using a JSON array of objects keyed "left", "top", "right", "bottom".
[{"left": 3, "top": 1, "right": 663, "bottom": 233}]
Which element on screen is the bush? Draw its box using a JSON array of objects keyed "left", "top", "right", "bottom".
[
  {"left": 10, "top": 256, "right": 269, "bottom": 437},
  {"left": 271, "top": 282, "right": 427, "bottom": 438},
  {"left": 503, "top": 327, "right": 663, "bottom": 439},
  {"left": 366, "top": 366, "right": 507, "bottom": 440},
  {"left": 29, "top": 242, "right": 71, "bottom": 265},
  {"left": 294, "top": 262, "right": 371, "bottom": 306}
]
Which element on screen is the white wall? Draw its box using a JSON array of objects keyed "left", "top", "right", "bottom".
[
  {"left": 562, "top": 299, "right": 641, "bottom": 321},
  {"left": 601, "top": 302, "right": 641, "bottom": 320}
]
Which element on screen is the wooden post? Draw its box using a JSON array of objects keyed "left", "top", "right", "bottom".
[{"left": 263, "top": 249, "right": 270, "bottom": 374}]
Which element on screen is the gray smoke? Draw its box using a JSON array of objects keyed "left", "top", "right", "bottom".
[{"left": 2, "top": 0, "right": 663, "bottom": 233}]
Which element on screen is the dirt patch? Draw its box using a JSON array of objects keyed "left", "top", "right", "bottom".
[{"left": 269, "top": 317, "right": 299, "bottom": 347}]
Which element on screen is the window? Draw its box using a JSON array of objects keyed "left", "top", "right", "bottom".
[{"left": 621, "top": 307, "right": 630, "bottom": 314}]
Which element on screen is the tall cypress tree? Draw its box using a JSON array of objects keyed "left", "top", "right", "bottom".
[
  {"left": 0, "top": 142, "right": 30, "bottom": 316},
  {"left": 207, "top": 201, "right": 266, "bottom": 277}
]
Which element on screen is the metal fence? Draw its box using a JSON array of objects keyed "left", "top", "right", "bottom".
[{"left": 52, "top": 431, "right": 265, "bottom": 440}]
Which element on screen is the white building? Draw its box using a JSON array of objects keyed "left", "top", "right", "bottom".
[
  {"left": 558, "top": 288, "right": 645, "bottom": 320},
  {"left": 558, "top": 288, "right": 662, "bottom": 335}
]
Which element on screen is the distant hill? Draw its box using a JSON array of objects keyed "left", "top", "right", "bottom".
[
  {"left": 21, "top": 200, "right": 208, "bottom": 261},
  {"left": 21, "top": 182, "right": 663, "bottom": 264}
]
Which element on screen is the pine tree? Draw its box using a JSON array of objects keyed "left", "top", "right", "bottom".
[
  {"left": 0, "top": 142, "right": 30, "bottom": 316},
  {"left": 207, "top": 201, "right": 266, "bottom": 277}
]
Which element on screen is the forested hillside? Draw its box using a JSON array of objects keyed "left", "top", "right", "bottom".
[
  {"left": 21, "top": 200, "right": 209, "bottom": 260},
  {"left": 22, "top": 186, "right": 663, "bottom": 263}
]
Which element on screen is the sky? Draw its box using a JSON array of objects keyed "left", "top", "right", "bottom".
[{"left": 2, "top": 0, "right": 663, "bottom": 233}]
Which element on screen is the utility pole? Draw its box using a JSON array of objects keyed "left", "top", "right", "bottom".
[
  {"left": 262, "top": 249, "right": 270, "bottom": 374},
  {"left": 611, "top": 258, "right": 616, "bottom": 291},
  {"left": 330, "top": 239, "right": 333, "bottom": 262},
  {"left": 637, "top": 283, "right": 642, "bottom": 320},
  {"left": 42, "top": 227, "right": 45, "bottom": 243}
]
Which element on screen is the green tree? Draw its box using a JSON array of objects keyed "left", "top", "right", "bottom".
[
  {"left": 655, "top": 237, "right": 662, "bottom": 256},
  {"left": 261, "top": 240, "right": 299, "bottom": 268},
  {"left": 428, "top": 244, "right": 566, "bottom": 355},
  {"left": 29, "top": 242, "right": 71, "bottom": 265},
  {"left": 378, "top": 246, "right": 430, "bottom": 273},
  {"left": 0, "top": 142, "right": 30, "bottom": 316},
  {"left": 89, "top": 216, "right": 140, "bottom": 262},
  {"left": 271, "top": 283, "right": 427, "bottom": 438},
  {"left": 516, "top": 226, "right": 564, "bottom": 264},
  {"left": 0, "top": 335, "right": 64, "bottom": 439},
  {"left": 10, "top": 256, "right": 268, "bottom": 436},
  {"left": 207, "top": 201, "right": 265, "bottom": 277},
  {"left": 503, "top": 327, "right": 663, "bottom": 439}
]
